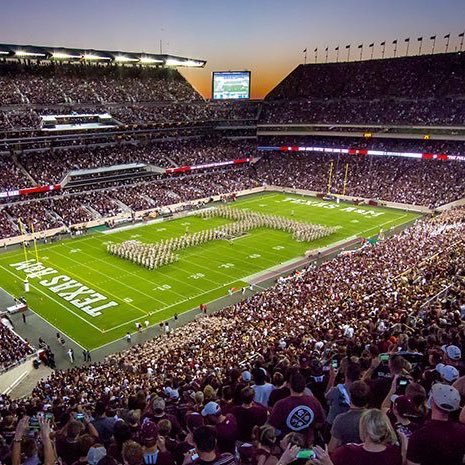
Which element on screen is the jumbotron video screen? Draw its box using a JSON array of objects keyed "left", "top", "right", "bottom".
[{"left": 212, "top": 71, "right": 251, "bottom": 99}]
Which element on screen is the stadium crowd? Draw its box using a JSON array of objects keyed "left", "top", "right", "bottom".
[
  {"left": 0, "top": 63, "right": 201, "bottom": 106},
  {"left": 255, "top": 151, "right": 465, "bottom": 208},
  {"left": 0, "top": 319, "right": 34, "bottom": 372},
  {"left": 263, "top": 52, "right": 465, "bottom": 126},
  {"left": 0, "top": 207, "right": 464, "bottom": 465},
  {"left": 1, "top": 146, "right": 465, "bottom": 238},
  {"left": 16, "top": 139, "right": 257, "bottom": 185}
]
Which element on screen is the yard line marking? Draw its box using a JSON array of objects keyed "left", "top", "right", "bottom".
[
  {"left": 102, "top": 277, "right": 246, "bottom": 333},
  {"left": 0, "top": 265, "right": 105, "bottom": 333},
  {"left": 359, "top": 214, "right": 410, "bottom": 237},
  {"left": 79, "top": 241, "right": 220, "bottom": 295},
  {"left": 48, "top": 247, "right": 153, "bottom": 315},
  {"left": 27, "top": 304, "right": 86, "bottom": 350}
]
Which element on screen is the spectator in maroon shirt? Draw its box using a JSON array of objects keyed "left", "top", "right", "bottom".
[
  {"left": 312, "top": 409, "right": 402, "bottom": 465},
  {"left": 269, "top": 372, "right": 325, "bottom": 446},
  {"left": 406, "top": 384, "right": 465, "bottom": 465},
  {"left": 201, "top": 402, "right": 238, "bottom": 454},
  {"left": 189, "top": 426, "right": 236, "bottom": 465},
  {"left": 139, "top": 419, "right": 175, "bottom": 465},
  {"left": 268, "top": 373, "right": 288, "bottom": 409},
  {"left": 231, "top": 387, "right": 268, "bottom": 442}
]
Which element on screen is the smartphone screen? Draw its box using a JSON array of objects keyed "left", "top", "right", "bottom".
[
  {"left": 296, "top": 449, "right": 316, "bottom": 460},
  {"left": 29, "top": 416, "right": 40, "bottom": 432}
]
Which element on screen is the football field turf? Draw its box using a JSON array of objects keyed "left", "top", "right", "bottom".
[{"left": 0, "top": 192, "right": 421, "bottom": 350}]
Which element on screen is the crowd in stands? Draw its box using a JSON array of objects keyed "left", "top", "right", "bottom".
[
  {"left": 0, "top": 319, "right": 34, "bottom": 371},
  {"left": 256, "top": 151, "right": 465, "bottom": 208},
  {"left": 0, "top": 63, "right": 201, "bottom": 106},
  {"left": 263, "top": 52, "right": 465, "bottom": 126},
  {"left": 17, "top": 139, "right": 257, "bottom": 184},
  {"left": 0, "top": 155, "right": 32, "bottom": 191},
  {"left": 267, "top": 53, "right": 465, "bottom": 101},
  {"left": 0, "top": 143, "right": 465, "bottom": 237},
  {"left": 0, "top": 207, "right": 464, "bottom": 465},
  {"left": 0, "top": 168, "right": 260, "bottom": 238},
  {"left": 260, "top": 98, "right": 465, "bottom": 126},
  {"left": 4, "top": 201, "right": 64, "bottom": 233}
]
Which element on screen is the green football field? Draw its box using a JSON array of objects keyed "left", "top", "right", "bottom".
[{"left": 0, "top": 192, "right": 421, "bottom": 350}]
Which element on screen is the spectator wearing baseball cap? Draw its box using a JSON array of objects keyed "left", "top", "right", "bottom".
[
  {"left": 201, "top": 403, "right": 238, "bottom": 454},
  {"left": 139, "top": 419, "right": 175, "bottom": 465},
  {"left": 145, "top": 398, "right": 182, "bottom": 440},
  {"left": 406, "top": 384, "right": 465, "bottom": 465},
  {"left": 441, "top": 345, "right": 465, "bottom": 377},
  {"left": 389, "top": 396, "right": 421, "bottom": 439},
  {"left": 436, "top": 364, "right": 460, "bottom": 385}
]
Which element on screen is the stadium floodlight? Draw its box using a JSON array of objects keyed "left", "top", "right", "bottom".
[
  {"left": 0, "top": 51, "right": 9, "bottom": 55},
  {"left": 139, "top": 56, "right": 163, "bottom": 64},
  {"left": 114, "top": 55, "right": 139, "bottom": 63},
  {"left": 165, "top": 58, "right": 204, "bottom": 67},
  {"left": 15, "top": 50, "right": 46, "bottom": 57},
  {"left": 52, "top": 52, "right": 82, "bottom": 60},
  {"left": 83, "top": 53, "right": 111, "bottom": 61}
]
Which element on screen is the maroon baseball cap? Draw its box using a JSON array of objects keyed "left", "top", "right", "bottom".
[
  {"left": 140, "top": 419, "right": 159, "bottom": 442},
  {"left": 392, "top": 395, "right": 420, "bottom": 418}
]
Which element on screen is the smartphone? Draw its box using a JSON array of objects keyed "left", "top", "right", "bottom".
[
  {"left": 397, "top": 377, "right": 409, "bottom": 387},
  {"left": 296, "top": 449, "right": 316, "bottom": 460},
  {"left": 75, "top": 413, "right": 85, "bottom": 422},
  {"left": 29, "top": 416, "right": 40, "bottom": 432},
  {"left": 379, "top": 353, "right": 390, "bottom": 362},
  {"left": 331, "top": 359, "right": 338, "bottom": 369},
  {"left": 45, "top": 412, "right": 54, "bottom": 421}
]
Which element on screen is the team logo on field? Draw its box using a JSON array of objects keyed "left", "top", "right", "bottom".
[{"left": 286, "top": 405, "right": 315, "bottom": 431}]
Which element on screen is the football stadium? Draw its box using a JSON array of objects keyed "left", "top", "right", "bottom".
[{"left": 1, "top": 2, "right": 465, "bottom": 464}]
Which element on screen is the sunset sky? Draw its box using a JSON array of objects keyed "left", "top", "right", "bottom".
[{"left": 1, "top": 0, "right": 465, "bottom": 99}]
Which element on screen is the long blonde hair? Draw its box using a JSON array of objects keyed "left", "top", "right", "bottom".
[{"left": 359, "top": 409, "right": 397, "bottom": 445}]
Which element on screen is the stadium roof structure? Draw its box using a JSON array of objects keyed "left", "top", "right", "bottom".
[{"left": 0, "top": 43, "right": 206, "bottom": 68}]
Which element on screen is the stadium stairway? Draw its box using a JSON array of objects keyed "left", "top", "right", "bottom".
[{"left": 12, "top": 154, "right": 37, "bottom": 186}]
